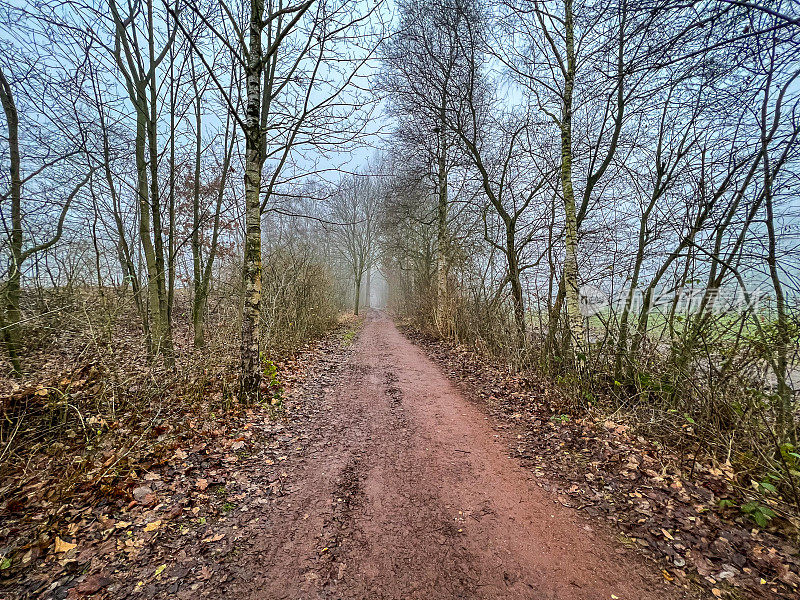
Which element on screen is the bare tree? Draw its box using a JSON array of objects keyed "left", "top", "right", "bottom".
[
  {"left": 328, "top": 174, "right": 380, "bottom": 315},
  {"left": 103, "top": 0, "right": 178, "bottom": 359},
  {"left": 174, "top": 0, "right": 383, "bottom": 402},
  {"left": 0, "top": 59, "right": 92, "bottom": 373},
  {"left": 381, "top": 0, "right": 477, "bottom": 334}
]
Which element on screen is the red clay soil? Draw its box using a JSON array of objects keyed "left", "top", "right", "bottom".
[{"left": 222, "top": 311, "right": 684, "bottom": 600}]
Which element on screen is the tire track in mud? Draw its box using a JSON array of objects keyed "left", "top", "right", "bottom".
[
  {"left": 318, "top": 455, "right": 365, "bottom": 588},
  {"left": 384, "top": 370, "right": 403, "bottom": 407}
]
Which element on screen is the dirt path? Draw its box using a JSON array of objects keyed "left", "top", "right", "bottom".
[{"left": 210, "top": 311, "right": 680, "bottom": 600}]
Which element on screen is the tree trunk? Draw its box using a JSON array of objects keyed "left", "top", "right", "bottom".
[
  {"left": 146, "top": 1, "right": 173, "bottom": 362},
  {"left": 435, "top": 111, "right": 449, "bottom": 335},
  {"left": 505, "top": 228, "right": 526, "bottom": 341},
  {"left": 134, "top": 96, "right": 163, "bottom": 359},
  {"left": 354, "top": 271, "right": 362, "bottom": 316},
  {"left": 99, "top": 98, "right": 149, "bottom": 343},
  {"left": 364, "top": 267, "right": 371, "bottom": 309},
  {"left": 191, "top": 91, "right": 204, "bottom": 349},
  {"left": 167, "top": 21, "right": 177, "bottom": 354},
  {"left": 107, "top": 0, "right": 175, "bottom": 359},
  {"left": 240, "top": 0, "right": 265, "bottom": 404},
  {"left": 0, "top": 67, "right": 22, "bottom": 373},
  {"left": 559, "top": 0, "right": 586, "bottom": 363}
]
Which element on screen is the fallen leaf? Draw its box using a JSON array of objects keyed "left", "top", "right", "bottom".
[
  {"left": 155, "top": 564, "right": 167, "bottom": 576},
  {"left": 144, "top": 520, "right": 161, "bottom": 532},
  {"left": 54, "top": 537, "right": 76, "bottom": 553},
  {"left": 72, "top": 573, "right": 110, "bottom": 594},
  {"left": 196, "top": 478, "right": 209, "bottom": 491}
]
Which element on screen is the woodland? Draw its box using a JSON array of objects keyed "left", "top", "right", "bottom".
[{"left": 0, "top": 0, "right": 799, "bottom": 598}]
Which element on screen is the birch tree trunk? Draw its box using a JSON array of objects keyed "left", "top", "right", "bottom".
[
  {"left": 559, "top": 0, "right": 586, "bottom": 362},
  {"left": 239, "top": 0, "right": 265, "bottom": 404}
]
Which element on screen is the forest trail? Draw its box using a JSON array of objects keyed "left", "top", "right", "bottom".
[{"left": 226, "top": 311, "right": 676, "bottom": 600}]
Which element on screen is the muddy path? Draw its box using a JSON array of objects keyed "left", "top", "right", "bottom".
[{"left": 214, "top": 311, "right": 681, "bottom": 600}]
